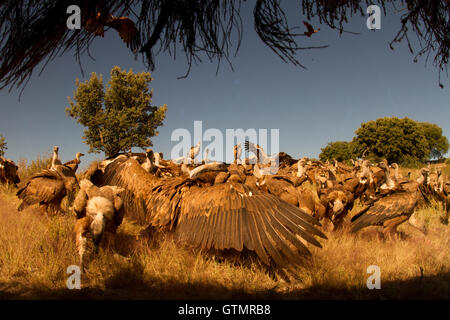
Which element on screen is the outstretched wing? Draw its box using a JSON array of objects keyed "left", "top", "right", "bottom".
[
  {"left": 244, "top": 140, "right": 258, "bottom": 155},
  {"left": 149, "top": 181, "right": 326, "bottom": 268},
  {"left": 95, "top": 157, "right": 327, "bottom": 267},
  {"left": 303, "top": 21, "right": 315, "bottom": 33},
  {"left": 106, "top": 16, "right": 140, "bottom": 50},
  {"left": 351, "top": 192, "right": 417, "bottom": 232}
]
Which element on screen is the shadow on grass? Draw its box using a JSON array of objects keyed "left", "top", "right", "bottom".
[{"left": 1, "top": 267, "right": 449, "bottom": 300}]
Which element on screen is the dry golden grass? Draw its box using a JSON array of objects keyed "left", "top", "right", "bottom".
[{"left": 0, "top": 164, "right": 449, "bottom": 299}]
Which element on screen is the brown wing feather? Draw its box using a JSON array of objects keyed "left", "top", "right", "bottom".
[
  {"left": 351, "top": 191, "right": 418, "bottom": 232},
  {"left": 105, "top": 16, "right": 139, "bottom": 50},
  {"left": 98, "top": 157, "right": 158, "bottom": 225},
  {"left": 173, "top": 183, "right": 326, "bottom": 267},
  {"left": 303, "top": 21, "right": 314, "bottom": 33},
  {"left": 17, "top": 171, "right": 65, "bottom": 208},
  {"left": 94, "top": 157, "right": 326, "bottom": 267}
]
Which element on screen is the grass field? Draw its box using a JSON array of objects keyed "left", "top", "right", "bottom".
[{"left": 0, "top": 163, "right": 449, "bottom": 300}]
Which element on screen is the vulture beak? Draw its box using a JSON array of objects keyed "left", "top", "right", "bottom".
[
  {"left": 90, "top": 217, "right": 105, "bottom": 254},
  {"left": 92, "top": 233, "right": 102, "bottom": 254},
  {"left": 331, "top": 200, "right": 345, "bottom": 221}
]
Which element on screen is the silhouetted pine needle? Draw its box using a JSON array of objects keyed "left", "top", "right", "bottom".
[{"left": 0, "top": 0, "right": 448, "bottom": 91}]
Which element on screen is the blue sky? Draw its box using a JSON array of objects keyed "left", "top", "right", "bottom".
[{"left": 0, "top": 2, "right": 448, "bottom": 166}]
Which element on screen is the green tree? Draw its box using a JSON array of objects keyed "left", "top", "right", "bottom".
[
  {"left": 66, "top": 66, "right": 167, "bottom": 158},
  {"left": 319, "top": 141, "right": 355, "bottom": 162},
  {"left": 352, "top": 117, "right": 432, "bottom": 164},
  {"left": 0, "top": 134, "right": 6, "bottom": 157},
  {"left": 419, "top": 122, "right": 449, "bottom": 160}
]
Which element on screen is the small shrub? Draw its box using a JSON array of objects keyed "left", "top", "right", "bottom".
[{"left": 18, "top": 154, "right": 52, "bottom": 181}]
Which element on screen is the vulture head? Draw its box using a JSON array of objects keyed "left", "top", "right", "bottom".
[
  {"left": 315, "top": 169, "right": 329, "bottom": 190},
  {"left": 154, "top": 151, "right": 162, "bottom": 165},
  {"left": 327, "top": 190, "right": 349, "bottom": 222},
  {"left": 377, "top": 161, "right": 389, "bottom": 171},
  {"left": 419, "top": 168, "right": 430, "bottom": 182},
  {"left": 358, "top": 166, "right": 371, "bottom": 185},
  {"left": 76, "top": 152, "right": 85, "bottom": 161}
]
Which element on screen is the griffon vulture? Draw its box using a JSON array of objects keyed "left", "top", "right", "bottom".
[
  {"left": 16, "top": 164, "right": 78, "bottom": 215},
  {"left": 73, "top": 179, "right": 125, "bottom": 269},
  {"left": 351, "top": 168, "right": 430, "bottom": 237},
  {"left": 90, "top": 156, "right": 327, "bottom": 270}
]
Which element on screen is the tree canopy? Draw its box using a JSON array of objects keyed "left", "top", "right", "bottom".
[
  {"left": 321, "top": 117, "right": 449, "bottom": 165},
  {"left": 66, "top": 66, "right": 167, "bottom": 158},
  {"left": 319, "top": 141, "right": 355, "bottom": 162},
  {"left": 0, "top": 134, "right": 6, "bottom": 157},
  {"left": 352, "top": 117, "right": 431, "bottom": 164},
  {"left": 0, "top": 1, "right": 448, "bottom": 91},
  {"left": 420, "top": 122, "right": 450, "bottom": 160}
]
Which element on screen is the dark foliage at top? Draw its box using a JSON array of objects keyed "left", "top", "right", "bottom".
[{"left": 0, "top": 0, "right": 448, "bottom": 91}]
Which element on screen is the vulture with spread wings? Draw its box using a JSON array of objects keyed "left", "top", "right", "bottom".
[
  {"left": 88, "top": 156, "right": 327, "bottom": 269},
  {"left": 303, "top": 21, "right": 320, "bottom": 37},
  {"left": 85, "top": 12, "right": 140, "bottom": 51}
]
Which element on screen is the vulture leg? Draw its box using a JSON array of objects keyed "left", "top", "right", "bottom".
[
  {"left": 383, "top": 216, "right": 409, "bottom": 239},
  {"left": 320, "top": 218, "right": 333, "bottom": 232},
  {"left": 441, "top": 199, "right": 449, "bottom": 225},
  {"left": 408, "top": 214, "right": 427, "bottom": 235},
  {"left": 331, "top": 218, "right": 346, "bottom": 232},
  {"left": 74, "top": 217, "right": 92, "bottom": 271},
  {"left": 39, "top": 203, "right": 49, "bottom": 217}
]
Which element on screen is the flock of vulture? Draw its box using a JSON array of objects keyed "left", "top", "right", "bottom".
[{"left": 1, "top": 142, "right": 449, "bottom": 275}]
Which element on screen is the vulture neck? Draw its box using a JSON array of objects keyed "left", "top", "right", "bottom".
[
  {"left": 416, "top": 173, "right": 427, "bottom": 185},
  {"left": 51, "top": 150, "right": 60, "bottom": 169},
  {"left": 253, "top": 164, "right": 262, "bottom": 179},
  {"left": 437, "top": 176, "right": 444, "bottom": 192},
  {"left": 154, "top": 153, "right": 162, "bottom": 167},
  {"left": 258, "top": 148, "right": 269, "bottom": 163},
  {"left": 382, "top": 166, "right": 394, "bottom": 187},
  {"left": 253, "top": 164, "right": 277, "bottom": 178},
  {"left": 297, "top": 162, "right": 305, "bottom": 178},
  {"left": 204, "top": 149, "right": 209, "bottom": 164},
  {"left": 145, "top": 153, "right": 154, "bottom": 171},
  {"left": 393, "top": 165, "right": 400, "bottom": 179},
  {"left": 190, "top": 143, "right": 200, "bottom": 159},
  {"left": 183, "top": 162, "right": 226, "bottom": 179},
  {"left": 234, "top": 146, "right": 241, "bottom": 164}
]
